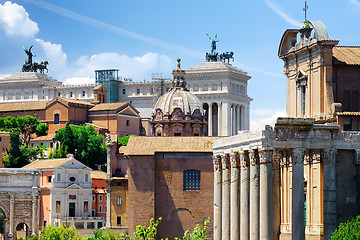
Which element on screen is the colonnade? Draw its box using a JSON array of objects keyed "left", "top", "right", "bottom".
[
  {"left": 213, "top": 148, "right": 275, "bottom": 240},
  {"left": 204, "top": 102, "right": 247, "bottom": 136}
]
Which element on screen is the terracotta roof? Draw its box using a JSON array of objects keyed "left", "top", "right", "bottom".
[
  {"left": 123, "top": 136, "right": 221, "bottom": 155},
  {"left": 93, "top": 85, "right": 107, "bottom": 90},
  {"left": 91, "top": 170, "right": 107, "bottom": 179},
  {"left": 22, "top": 158, "right": 71, "bottom": 169},
  {"left": 0, "top": 101, "right": 47, "bottom": 112},
  {"left": 336, "top": 112, "right": 360, "bottom": 116},
  {"left": 47, "top": 97, "right": 94, "bottom": 108},
  {"left": 333, "top": 46, "right": 360, "bottom": 65},
  {"left": 89, "top": 102, "right": 128, "bottom": 112},
  {"left": 31, "top": 134, "right": 56, "bottom": 142}
]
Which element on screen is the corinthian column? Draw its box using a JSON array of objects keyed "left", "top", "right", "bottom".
[
  {"left": 230, "top": 152, "right": 239, "bottom": 240},
  {"left": 323, "top": 149, "right": 337, "bottom": 240},
  {"left": 9, "top": 194, "right": 14, "bottom": 238},
  {"left": 221, "top": 154, "right": 230, "bottom": 240},
  {"left": 259, "top": 149, "right": 273, "bottom": 240},
  {"left": 105, "top": 134, "right": 114, "bottom": 228},
  {"left": 250, "top": 149, "right": 260, "bottom": 240},
  {"left": 291, "top": 149, "right": 305, "bottom": 240},
  {"left": 272, "top": 153, "right": 281, "bottom": 240},
  {"left": 32, "top": 194, "right": 37, "bottom": 236},
  {"left": 213, "top": 155, "right": 222, "bottom": 240},
  {"left": 208, "top": 103, "right": 213, "bottom": 136},
  {"left": 240, "top": 151, "right": 250, "bottom": 240}
]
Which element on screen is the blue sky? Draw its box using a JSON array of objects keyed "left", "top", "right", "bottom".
[{"left": 1, "top": 0, "right": 360, "bottom": 129}]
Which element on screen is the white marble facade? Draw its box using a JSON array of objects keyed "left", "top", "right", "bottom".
[{"left": 0, "top": 61, "right": 251, "bottom": 136}]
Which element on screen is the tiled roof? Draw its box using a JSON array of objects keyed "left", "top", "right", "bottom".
[
  {"left": 30, "top": 134, "right": 56, "bottom": 142},
  {"left": 48, "top": 97, "right": 94, "bottom": 108},
  {"left": 123, "top": 136, "right": 221, "bottom": 155},
  {"left": 89, "top": 102, "right": 128, "bottom": 112},
  {"left": 0, "top": 101, "right": 48, "bottom": 112},
  {"left": 336, "top": 112, "right": 360, "bottom": 116},
  {"left": 90, "top": 170, "right": 107, "bottom": 179},
  {"left": 22, "top": 158, "right": 71, "bottom": 169},
  {"left": 333, "top": 46, "right": 360, "bottom": 65}
]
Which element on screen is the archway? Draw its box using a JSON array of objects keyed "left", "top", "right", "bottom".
[
  {"left": 16, "top": 223, "right": 28, "bottom": 240},
  {"left": 0, "top": 208, "right": 5, "bottom": 240}
]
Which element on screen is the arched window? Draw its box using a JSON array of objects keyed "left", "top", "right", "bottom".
[
  {"left": 85, "top": 174, "right": 89, "bottom": 182},
  {"left": 57, "top": 173, "right": 60, "bottom": 182},
  {"left": 54, "top": 114, "right": 60, "bottom": 125},
  {"left": 183, "top": 169, "right": 201, "bottom": 191}
]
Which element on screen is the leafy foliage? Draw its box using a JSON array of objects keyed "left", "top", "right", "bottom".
[
  {"left": 174, "top": 218, "right": 210, "bottom": 240},
  {"left": 55, "top": 123, "right": 106, "bottom": 169},
  {"left": 36, "top": 122, "right": 49, "bottom": 136},
  {"left": 39, "top": 225, "right": 79, "bottom": 240},
  {"left": 118, "top": 134, "right": 137, "bottom": 146},
  {"left": 331, "top": 215, "right": 360, "bottom": 239}
]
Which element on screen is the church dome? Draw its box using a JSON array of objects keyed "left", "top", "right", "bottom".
[{"left": 152, "top": 59, "right": 204, "bottom": 121}]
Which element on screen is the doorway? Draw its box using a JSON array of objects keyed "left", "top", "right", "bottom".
[{"left": 69, "top": 203, "right": 75, "bottom": 217}]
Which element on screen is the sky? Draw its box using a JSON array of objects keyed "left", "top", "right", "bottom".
[{"left": 1, "top": 0, "right": 360, "bottom": 130}]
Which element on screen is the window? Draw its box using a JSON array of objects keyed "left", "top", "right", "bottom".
[
  {"left": 0, "top": 137, "right": 2, "bottom": 142},
  {"left": 99, "top": 205, "right": 102, "bottom": 212},
  {"left": 58, "top": 92, "right": 61, "bottom": 97},
  {"left": 99, "top": 195, "right": 103, "bottom": 202},
  {"left": 343, "top": 117, "right": 352, "bottom": 131},
  {"left": 48, "top": 176, "right": 52, "bottom": 182},
  {"left": 69, "top": 195, "right": 76, "bottom": 199},
  {"left": 82, "top": 91, "right": 86, "bottom": 97},
  {"left": 166, "top": 88, "right": 169, "bottom": 92},
  {"left": 117, "top": 197, "right": 122, "bottom": 206},
  {"left": 183, "top": 169, "right": 201, "bottom": 191},
  {"left": 84, "top": 201, "right": 88, "bottom": 212},
  {"left": 174, "top": 132, "right": 181, "bottom": 136},
  {"left": 105, "top": 196, "right": 107, "bottom": 202},
  {"left": 105, "top": 205, "right": 107, "bottom": 212},
  {"left": 126, "top": 120, "right": 130, "bottom": 126},
  {"left": 50, "top": 142, "right": 53, "bottom": 148},
  {"left": 70, "top": 92, "right": 73, "bottom": 98},
  {"left": 129, "top": 100, "right": 132, "bottom": 104},
  {"left": 56, "top": 201, "right": 61, "bottom": 213},
  {"left": 69, "top": 177, "right": 76, "bottom": 182},
  {"left": 92, "top": 210, "right": 95, "bottom": 217},
  {"left": 194, "top": 133, "right": 199, "bottom": 136},
  {"left": 54, "top": 114, "right": 60, "bottom": 125},
  {"left": 136, "top": 89, "right": 140, "bottom": 94},
  {"left": 43, "top": 221, "right": 47, "bottom": 227},
  {"left": 57, "top": 173, "right": 60, "bottom": 182},
  {"left": 301, "top": 86, "right": 306, "bottom": 116},
  {"left": 92, "top": 195, "right": 95, "bottom": 202},
  {"left": 122, "top": 89, "right": 126, "bottom": 94},
  {"left": 151, "top": 88, "right": 153, "bottom": 94},
  {"left": 117, "top": 216, "right": 121, "bottom": 226},
  {"left": 85, "top": 174, "right": 89, "bottom": 182}
]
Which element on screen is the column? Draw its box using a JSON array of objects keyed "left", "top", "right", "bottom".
[
  {"left": 272, "top": 153, "right": 281, "bottom": 240},
  {"left": 218, "top": 103, "right": 222, "bottom": 136},
  {"left": 250, "top": 150, "right": 260, "bottom": 240},
  {"left": 213, "top": 155, "right": 222, "bottom": 240},
  {"left": 221, "top": 154, "right": 230, "bottom": 240},
  {"left": 230, "top": 152, "right": 239, "bottom": 240},
  {"left": 237, "top": 105, "right": 241, "bottom": 132},
  {"left": 240, "top": 151, "right": 250, "bottom": 240},
  {"left": 232, "top": 105, "right": 236, "bottom": 135},
  {"left": 32, "top": 194, "right": 37, "bottom": 236},
  {"left": 323, "top": 149, "right": 337, "bottom": 240},
  {"left": 208, "top": 103, "right": 213, "bottom": 136},
  {"left": 259, "top": 149, "right": 273, "bottom": 240},
  {"left": 9, "top": 194, "right": 14, "bottom": 238},
  {"left": 105, "top": 134, "right": 114, "bottom": 228},
  {"left": 240, "top": 106, "right": 245, "bottom": 130},
  {"left": 222, "top": 102, "right": 231, "bottom": 136},
  {"left": 291, "top": 149, "right": 305, "bottom": 240}
]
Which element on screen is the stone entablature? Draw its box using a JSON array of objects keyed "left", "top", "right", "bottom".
[{"left": 212, "top": 117, "right": 360, "bottom": 240}]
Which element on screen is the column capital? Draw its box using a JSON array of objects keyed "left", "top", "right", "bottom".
[
  {"left": 292, "top": 148, "right": 306, "bottom": 164},
  {"left": 9, "top": 193, "right": 14, "bottom": 202},
  {"left": 229, "top": 151, "right": 239, "bottom": 168},
  {"left": 249, "top": 149, "right": 259, "bottom": 165},
  {"left": 213, "top": 155, "right": 222, "bottom": 171},
  {"left": 323, "top": 149, "right": 337, "bottom": 165},
  {"left": 240, "top": 151, "right": 249, "bottom": 166},
  {"left": 221, "top": 154, "right": 230, "bottom": 169},
  {"left": 259, "top": 148, "right": 273, "bottom": 164},
  {"left": 355, "top": 149, "right": 360, "bottom": 165},
  {"left": 272, "top": 152, "right": 281, "bottom": 170}
]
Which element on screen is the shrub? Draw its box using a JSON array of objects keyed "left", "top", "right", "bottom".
[{"left": 331, "top": 215, "right": 360, "bottom": 239}]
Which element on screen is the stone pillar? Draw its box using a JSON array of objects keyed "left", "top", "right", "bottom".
[
  {"left": 105, "top": 134, "right": 114, "bottom": 228},
  {"left": 230, "top": 152, "right": 239, "bottom": 240},
  {"left": 250, "top": 149, "right": 260, "bottom": 240},
  {"left": 221, "top": 154, "right": 230, "bottom": 240},
  {"left": 272, "top": 153, "right": 281, "bottom": 240},
  {"left": 209, "top": 103, "right": 213, "bottom": 136},
  {"left": 237, "top": 105, "right": 241, "bottom": 131},
  {"left": 218, "top": 103, "right": 222, "bottom": 136},
  {"left": 323, "top": 149, "right": 337, "bottom": 240},
  {"left": 291, "top": 149, "right": 305, "bottom": 240},
  {"left": 259, "top": 149, "right": 273, "bottom": 240},
  {"left": 240, "top": 151, "right": 250, "bottom": 240},
  {"left": 31, "top": 194, "right": 37, "bottom": 236},
  {"left": 222, "top": 102, "right": 231, "bottom": 136},
  {"left": 213, "top": 155, "right": 222, "bottom": 240},
  {"left": 8, "top": 194, "right": 14, "bottom": 238},
  {"left": 232, "top": 105, "right": 236, "bottom": 135}
]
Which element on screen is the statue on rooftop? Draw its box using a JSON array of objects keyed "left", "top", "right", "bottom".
[
  {"left": 21, "top": 45, "right": 49, "bottom": 73},
  {"left": 206, "top": 34, "right": 219, "bottom": 54}
]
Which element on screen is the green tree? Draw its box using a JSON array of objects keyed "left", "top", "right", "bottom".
[
  {"left": 55, "top": 124, "right": 106, "bottom": 169},
  {"left": 331, "top": 215, "right": 360, "bottom": 239},
  {"left": 39, "top": 225, "right": 79, "bottom": 240},
  {"left": 36, "top": 122, "right": 49, "bottom": 136},
  {"left": 118, "top": 134, "right": 137, "bottom": 146}
]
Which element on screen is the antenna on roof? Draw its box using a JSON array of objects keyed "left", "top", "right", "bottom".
[{"left": 303, "top": 1, "right": 309, "bottom": 22}]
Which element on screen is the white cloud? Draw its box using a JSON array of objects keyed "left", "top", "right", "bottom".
[
  {"left": 63, "top": 77, "right": 94, "bottom": 85},
  {"left": 350, "top": 0, "right": 360, "bottom": 7},
  {"left": 0, "top": 1, "right": 39, "bottom": 37},
  {"left": 264, "top": 0, "right": 302, "bottom": 28},
  {"left": 65, "top": 52, "right": 173, "bottom": 84},
  {"left": 250, "top": 109, "right": 286, "bottom": 130}
]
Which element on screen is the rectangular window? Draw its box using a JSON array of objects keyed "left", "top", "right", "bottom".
[
  {"left": 117, "top": 197, "right": 122, "bottom": 206},
  {"left": 174, "top": 132, "right": 181, "bottom": 136},
  {"left": 99, "top": 195, "right": 103, "bottom": 202},
  {"left": 0, "top": 137, "right": 2, "bottom": 142},
  {"left": 48, "top": 176, "right": 52, "bottom": 182},
  {"left": 43, "top": 220, "right": 47, "bottom": 227},
  {"left": 82, "top": 91, "right": 86, "bottom": 97},
  {"left": 99, "top": 205, "right": 102, "bottom": 212},
  {"left": 151, "top": 88, "right": 153, "bottom": 94},
  {"left": 105, "top": 196, "right": 107, "bottom": 202},
  {"left": 70, "top": 92, "right": 73, "bottom": 98},
  {"left": 137, "top": 89, "right": 140, "bottom": 94},
  {"left": 92, "top": 195, "right": 95, "bottom": 202},
  {"left": 84, "top": 201, "right": 88, "bottom": 212},
  {"left": 343, "top": 117, "right": 352, "bottom": 131},
  {"left": 58, "top": 92, "right": 61, "bottom": 97},
  {"left": 117, "top": 216, "right": 121, "bottom": 226},
  {"left": 126, "top": 120, "right": 130, "bottom": 126},
  {"left": 56, "top": 201, "right": 61, "bottom": 213},
  {"left": 92, "top": 210, "right": 95, "bottom": 217},
  {"left": 183, "top": 169, "right": 201, "bottom": 191},
  {"left": 122, "top": 89, "right": 126, "bottom": 94},
  {"left": 105, "top": 205, "right": 107, "bottom": 212}
]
